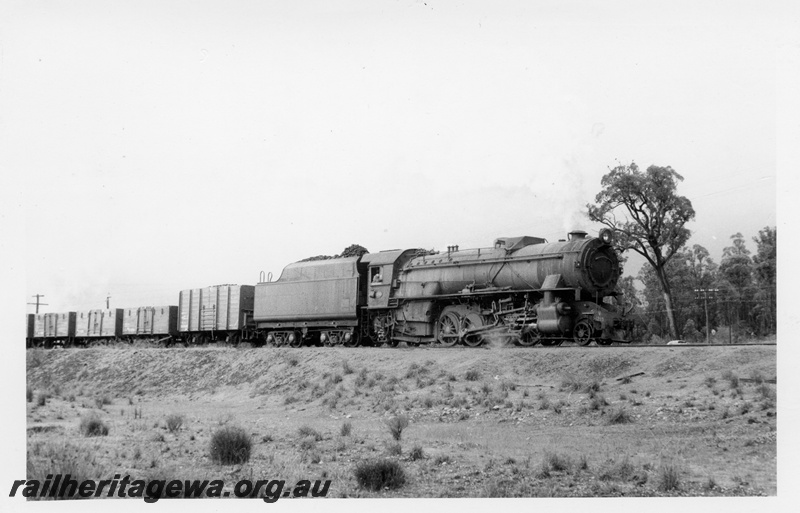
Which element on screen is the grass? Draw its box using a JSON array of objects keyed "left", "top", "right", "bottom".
[
  {"left": 353, "top": 459, "right": 406, "bottom": 491},
  {"left": 27, "top": 441, "right": 105, "bottom": 499},
  {"left": 385, "top": 442, "right": 402, "bottom": 456},
  {"left": 209, "top": 426, "right": 252, "bottom": 465}
]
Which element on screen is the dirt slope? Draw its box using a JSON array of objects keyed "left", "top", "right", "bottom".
[
  {"left": 27, "top": 345, "right": 775, "bottom": 398},
  {"left": 26, "top": 345, "right": 777, "bottom": 498}
]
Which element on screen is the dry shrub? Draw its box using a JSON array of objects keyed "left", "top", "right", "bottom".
[
  {"left": 79, "top": 415, "right": 109, "bottom": 437},
  {"left": 562, "top": 374, "right": 601, "bottom": 393},
  {"left": 657, "top": 462, "right": 681, "bottom": 491},
  {"left": 386, "top": 415, "right": 409, "bottom": 441},
  {"left": 606, "top": 406, "right": 633, "bottom": 424},
  {"left": 465, "top": 369, "right": 481, "bottom": 381},
  {"left": 209, "top": 426, "right": 252, "bottom": 465},
  {"left": 721, "top": 370, "right": 740, "bottom": 389},
  {"left": 543, "top": 452, "right": 571, "bottom": 472},
  {"left": 298, "top": 425, "right": 323, "bottom": 441},
  {"left": 165, "top": 414, "right": 184, "bottom": 433},
  {"left": 354, "top": 459, "right": 406, "bottom": 491},
  {"left": 409, "top": 445, "right": 425, "bottom": 461}
]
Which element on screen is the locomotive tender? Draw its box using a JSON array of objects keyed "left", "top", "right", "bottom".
[{"left": 27, "top": 229, "right": 632, "bottom": 348}]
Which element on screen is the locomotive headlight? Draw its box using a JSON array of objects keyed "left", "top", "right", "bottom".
[{"left": 599, "top": 228, "right": 614, "bottom": 245}]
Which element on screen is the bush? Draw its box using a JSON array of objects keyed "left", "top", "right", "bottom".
[
  {"left": 27, "top": 386, "right": 33, "bottom": 403},
  {"left": 340, "top": 421, "right": 352, "bottom": 437},
  {"left": 354, "top": 459, "right": 406, "bottom": 491},
  {"left": 209, "top": 426, "right": 252, "bottom": 465},
  {"left": 37, "top": 392, "right": 50, "bottom": 407},
  {"left": 386, "top": 415, "right": 409, "bottom": 441},
  {"left": 165, "top": 414, "right": 184, "bottom": 433},
  {"left": 79, "top": 415, "right": 109, "bottom": 437}
]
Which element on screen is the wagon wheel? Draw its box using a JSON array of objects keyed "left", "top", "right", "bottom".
[
  {"left": 517, "top": 329, "right": 541, "bottom": 347},
  {"left": 461, "top": 313, "right": 485, "bottom": 347},
  {"left": 573, "top": 320, "right": 594, "bottom": 346},
  {"left": 289, "top": 331, "right": 303, "bottom": 348},
  {"left": 436, "top": 311, "right": 461, "bottom": 347},
  {"left": 343, "top": 331, "right": 359, "bottom": 348}
]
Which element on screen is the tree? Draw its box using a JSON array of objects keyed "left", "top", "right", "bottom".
[
  {"left": 752, "top": 227, "right": 776, "bottom": 334},
  {"left": 340, "top": 244, "right": 369, "bottom": 258},
  {"left": 588, "top": 162, "right": 695, "bottom": 339},
  {"left": 637, "top": 245, "right": 717, "bottom": 342},
  {"left": 718, "top": 233, "right": 754, "bottom": 336},
  {"left": 301, "top": 244, "right": 370, "bottom": 262}
]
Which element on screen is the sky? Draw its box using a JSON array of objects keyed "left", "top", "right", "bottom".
[{"left": 0, "top": 1, "right": 788, "bottom": 313}]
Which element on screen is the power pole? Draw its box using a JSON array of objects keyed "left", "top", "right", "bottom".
[
  {"left": 694, "top": 288, "right": 718, "bottom": 344},
  {"left": 28, "top": 294, "right": 48, "bottom": 314},
  {"left": 106, "top": 294, "right": 111, "bottom": 309}
]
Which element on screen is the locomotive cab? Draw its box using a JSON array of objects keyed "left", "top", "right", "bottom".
[{"left": 361, "top": 249, "right": 421, "bottom": 309}]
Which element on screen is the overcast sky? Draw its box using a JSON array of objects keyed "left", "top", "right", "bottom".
[{"left": 2, "top": 1, "right": 790, "bottom": 313}]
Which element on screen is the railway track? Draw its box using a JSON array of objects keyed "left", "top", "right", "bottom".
[{"left": 27, "top": 341, "right": 776, "bottom": 350}]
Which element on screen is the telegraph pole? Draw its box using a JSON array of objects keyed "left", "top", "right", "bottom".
[
  {"left": 28, "top": 294, "right": 48, "bottom": 314},
  {"left": 694, "top": 288, "right": 718, "bottom": 344},
  {"left": 106, "top": 294, "right": 111, "bottom": 309}
]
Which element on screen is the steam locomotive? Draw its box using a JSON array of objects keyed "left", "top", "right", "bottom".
[{"left": 26, "top": 229, "right": 633, "bottom": 347}]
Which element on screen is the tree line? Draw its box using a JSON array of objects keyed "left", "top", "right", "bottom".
[{"left": 589, "top": 162, "right": 776, "bottom": 343}]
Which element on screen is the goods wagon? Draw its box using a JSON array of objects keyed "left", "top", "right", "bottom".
[
  {"left": 254, "top": 257, "right": 366, "bottom": 346},
  {"left": 32, "top": 312, "right": 76, "bottom": 346},
  {"left": 26, "top": 314, "right": 34, "bottom": 347},
  {"left": 178, "top": 285, "right": 254, "bottom": 343},
  {"left": 121, "top": 306, "right": 178, "bottom": 342},
  {"left": 74, "top": 309, "right": 123, "bottom": 344}
]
